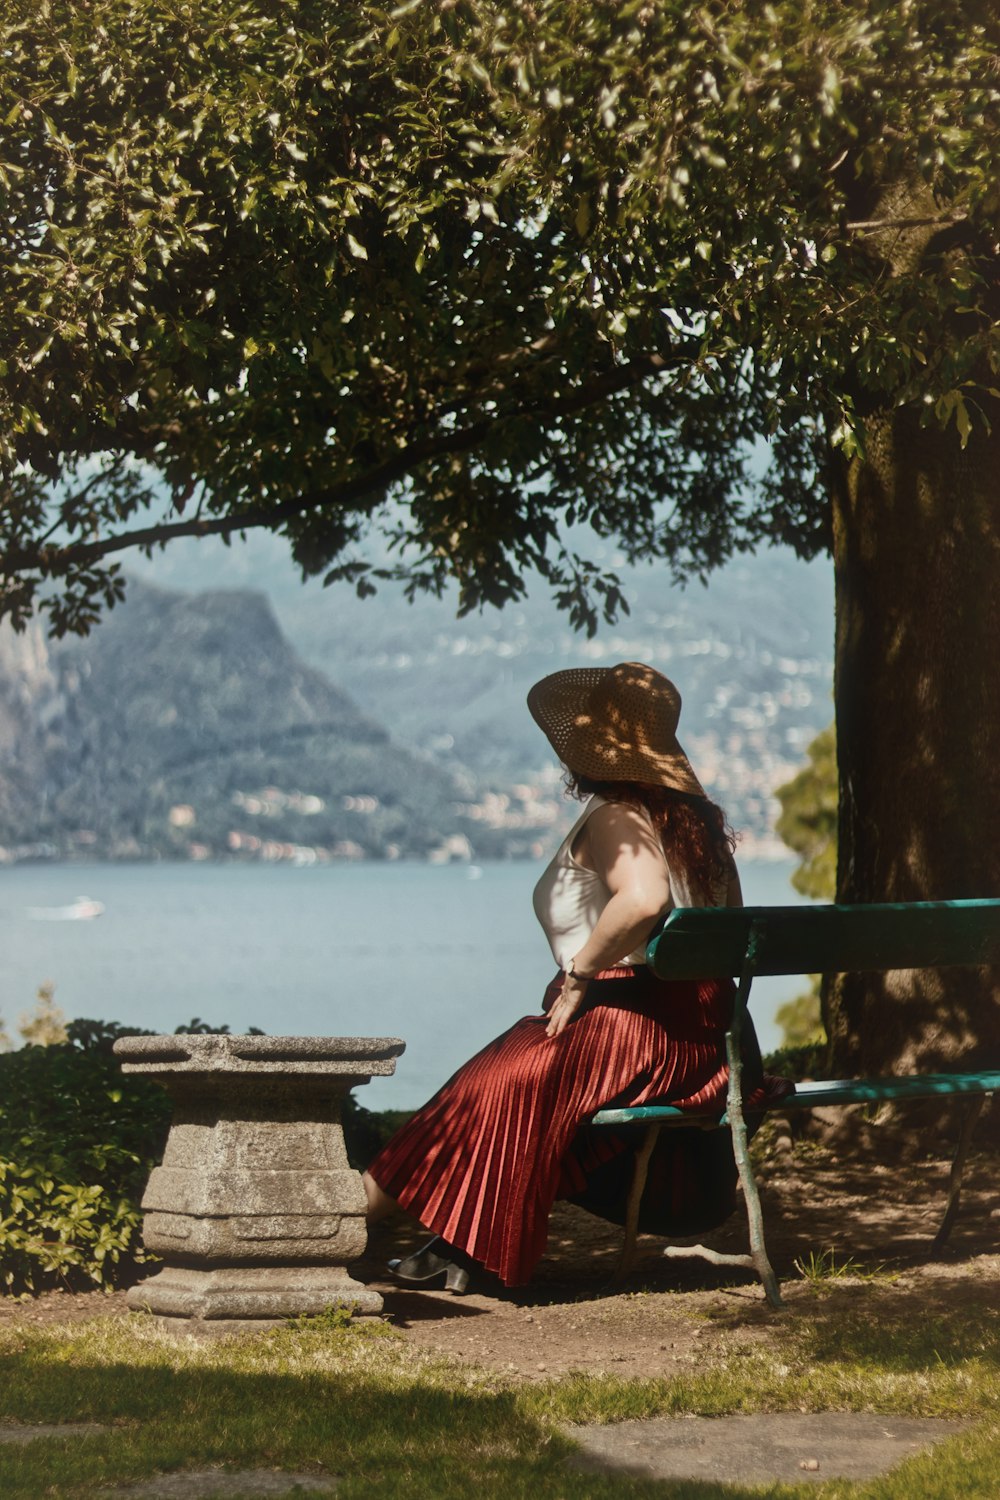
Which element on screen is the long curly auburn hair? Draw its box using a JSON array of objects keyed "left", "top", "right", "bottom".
[{"left": 565, "top": 772, "right": 738, "bottom": 903}]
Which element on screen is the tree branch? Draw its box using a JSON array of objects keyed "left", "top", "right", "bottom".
[
  {"left": 37, "top": 456, "right": 127, "bottom": 546},
  {"left": 26, "top": 349, "right": 694, "bottom": 575},
  {"left": 846, "top": 214, "right": 968, "bottom": 232}
]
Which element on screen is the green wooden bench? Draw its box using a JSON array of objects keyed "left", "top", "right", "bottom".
[{"left": 591, "top": 899, "right": 1000, "bottom": 1308}]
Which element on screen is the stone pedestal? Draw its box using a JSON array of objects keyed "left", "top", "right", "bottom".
[{"left": 114, "top": 1034, "right": 405, "bottom": 1322}]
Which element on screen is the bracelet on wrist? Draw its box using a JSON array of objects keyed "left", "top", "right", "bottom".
[{"left": 567, "top": 960, "right": 595, "bottom": 981}]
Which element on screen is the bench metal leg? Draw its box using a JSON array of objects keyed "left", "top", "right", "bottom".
[
  {"left": 613, "top": 926, "right": 787, "bottom": 1307},
  {"left": 931, "top": 1092, "right": 989, "bottom": 1253},
  {"left": 725, "top": 930, "right": 785, "bottom": 1310},
  {"left": 614, "top": 1123, "right": 659, "bottom": 1280},
  {"left": 725, "top": 1027, "right": 786, "bottom": 1310},
  {"left": 655, "top": 940, "right": 785, "bottom": 1310},
  {"left": 618, "top": 1123, "right": 772, "bottom": 1291}
]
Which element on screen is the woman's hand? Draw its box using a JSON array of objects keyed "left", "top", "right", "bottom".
[{"left": 545, "top": 973, "right": 590, "bottom": 1038}]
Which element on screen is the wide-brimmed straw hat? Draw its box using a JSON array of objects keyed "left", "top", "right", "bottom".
[{"left": 526, "top": 661, "right": 705, "bottom": 797}]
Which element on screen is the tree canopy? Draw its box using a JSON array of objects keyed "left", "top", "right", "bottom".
[{"left": 2, "top": 0, "right": 997, "bottom": 634}]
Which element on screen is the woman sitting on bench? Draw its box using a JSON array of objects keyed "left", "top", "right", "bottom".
[{"left": 363, "top": 661, "right": 787, "bottom": 1291}]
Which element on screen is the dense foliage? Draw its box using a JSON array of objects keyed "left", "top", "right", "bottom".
[
  {"left": 0, "top": 1021, "right": 169, "bottom": 1293},
  {"left": 1, "top": 0, "right": 996, "bottom": 635},
  {"left": 775, "top": 724, "right": 837, "bottom": 901},
  {"left": 763, "top": 727, "right": 836, "bottom": 1056}
]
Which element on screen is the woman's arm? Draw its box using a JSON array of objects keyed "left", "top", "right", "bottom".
[{"left": 545, "top": 802, "right": 671, "bottom": 1039}]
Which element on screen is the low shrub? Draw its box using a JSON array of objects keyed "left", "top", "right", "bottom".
[
  {"left": 761, "top": 1037, "right": 829, "bottom": 1081},
  {"left": 341, "top": 1099, "right": 413, "bottom": 1169},
  {"left": 0, "top": 1157, "right": 145, "bottom": 1295},
  {"left": 0, "top": 1019, "right": 171, "bottom": 1295}
]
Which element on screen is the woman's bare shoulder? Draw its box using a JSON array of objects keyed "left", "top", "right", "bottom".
[
  {"left": 585, "top": 798, "right": 660, "bottom": 851},
  {"left": 586, "top": 796, "right": 652, "bottom": 827}
]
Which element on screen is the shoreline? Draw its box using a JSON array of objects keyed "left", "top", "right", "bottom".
[{"left": 0, "top": 836, "right": 796, "bottom": 871}]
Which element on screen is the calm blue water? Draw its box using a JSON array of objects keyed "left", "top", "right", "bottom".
[{"left": 0, "top": 858, "right": 809, "bottom": 1108}]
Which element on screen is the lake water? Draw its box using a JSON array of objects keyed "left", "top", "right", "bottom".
[{"left": 0, "top": 858, "right": 810, "bottom": 1109}]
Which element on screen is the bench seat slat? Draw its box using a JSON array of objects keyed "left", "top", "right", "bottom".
[
  {"left": 591, "top": 1070, "right": 1000, "bottom": 1128},
  {"left": 775, "top": 1072, "right": 1000, "bottom": 1109},
  {"left": 592, "top": 1103, "right": 704, "bottom": 1126}
]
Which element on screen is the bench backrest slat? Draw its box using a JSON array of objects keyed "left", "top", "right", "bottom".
[{"left": 645, "top": 900, "right": 1000, "bottom": 981}]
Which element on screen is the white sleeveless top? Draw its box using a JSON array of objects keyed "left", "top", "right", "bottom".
[{"left": 532, "top": 795, "right": 708, "bottom": 970}]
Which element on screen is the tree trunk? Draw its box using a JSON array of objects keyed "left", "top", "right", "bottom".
[{"left": 826, "top": 405, "right": 1000, "bottom": 1076}]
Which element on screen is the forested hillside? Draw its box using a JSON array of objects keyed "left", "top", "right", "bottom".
[
  {"left": 133, "top": 534, "right": 835, "bottom": 849},
  {"left": 0, "top": 580, "right": 523, "bottom": 863}
]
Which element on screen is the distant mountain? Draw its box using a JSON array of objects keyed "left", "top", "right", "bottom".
[
  {"left": 0, "top": 524, "right": 836, "bottom": 861},
  {"left": 0, "top": 579, "right": 530, "bottom": 863},
  {"left": 130, "top": 531, "right": 835, "bottom": 846}
]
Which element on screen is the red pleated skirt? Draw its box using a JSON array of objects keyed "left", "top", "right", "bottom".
[{"left": 367, "top": 966, "right": 779, "bottom": 1287}]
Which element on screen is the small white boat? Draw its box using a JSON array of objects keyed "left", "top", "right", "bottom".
[{"left": 26, "top": 896, "right": 105, "bottom": 921}]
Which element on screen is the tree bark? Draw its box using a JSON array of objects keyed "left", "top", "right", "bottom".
[
  {"left": 822, "top": 164, "right": 1000, "bottom": 1083},
  {"left": 826, "top": 405, "right": 1000, "bottom": 1076}
]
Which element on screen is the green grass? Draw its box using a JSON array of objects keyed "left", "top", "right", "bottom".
[
  {"left": 0, "top": 1288, "right": 998, "bottom": 1499},
  {"left": 792, "top": 1249, "right": 894, "bottom": 1285}
]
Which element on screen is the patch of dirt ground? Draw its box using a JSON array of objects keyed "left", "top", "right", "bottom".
[
  {"left": 353, "top": 1142, "right": 1000, "bottom": 1380},
  {"left": 3, "top": 1140, "right": 999, "bottom": 1381}
]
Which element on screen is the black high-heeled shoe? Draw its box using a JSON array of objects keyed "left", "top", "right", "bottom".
[{"left": 387, "top": 1236, "right": 471, "bottom": 1294}]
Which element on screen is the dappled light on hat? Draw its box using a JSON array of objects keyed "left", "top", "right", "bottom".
[{"left": 527, "top": 661, "right": 705, "bottom": 797}]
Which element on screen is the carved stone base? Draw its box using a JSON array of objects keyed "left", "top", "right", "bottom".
[{"left": 127, "top": 1263, "right": 384, "bottom": 1320}]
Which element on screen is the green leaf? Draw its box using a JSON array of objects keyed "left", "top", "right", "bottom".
[{"left": 954, "top": 393, "right": 972, "bottom": 448}]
